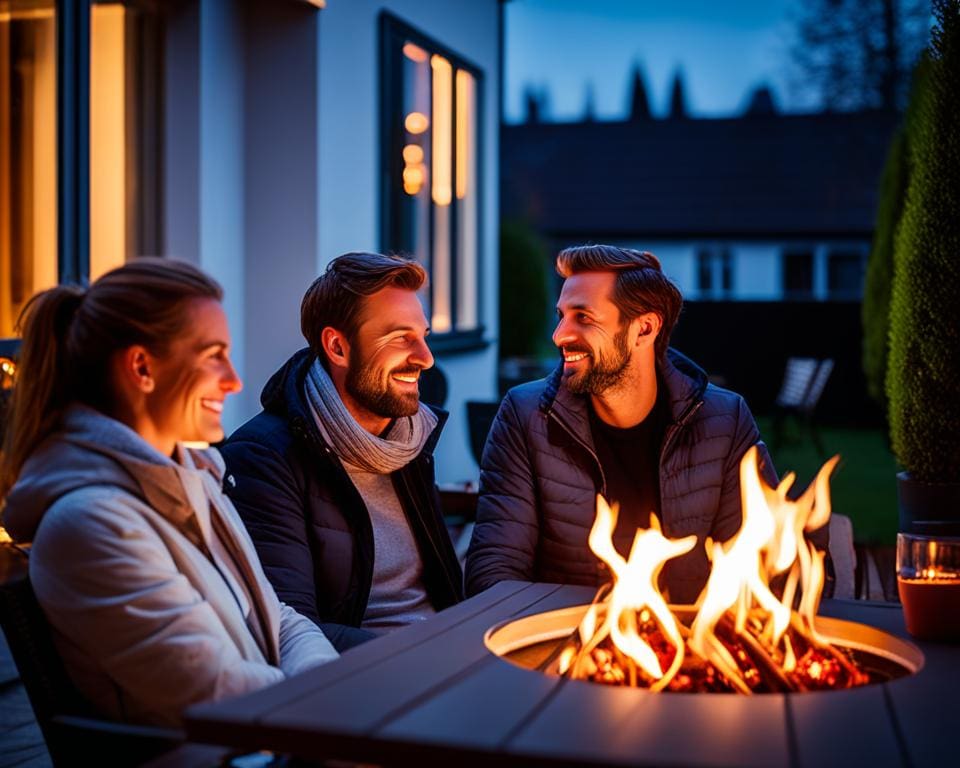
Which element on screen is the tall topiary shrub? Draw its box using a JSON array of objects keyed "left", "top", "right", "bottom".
[
  {"left": 499, "top": 219, "right": 550, "bottom": 360},
  {"left": 862, "top": 57, "right": 930, "bottom": 412},
  {"left": 863, "top": 127, "right": 907, "bottom": 410},
  {"left": 887, "top": 0, "right": 960, "bottom": 483}
]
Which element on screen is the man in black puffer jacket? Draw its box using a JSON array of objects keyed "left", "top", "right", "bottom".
[
  {"left": 465, "top": 245, "right": 812, "bottom": 605},
  {"left": 222, "top": 253, "right": 463, "bottom": 652}
]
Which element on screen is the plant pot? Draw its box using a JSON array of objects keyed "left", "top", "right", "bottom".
[{"left": 897, "top": 471, "right": 960, "bottom": 537}]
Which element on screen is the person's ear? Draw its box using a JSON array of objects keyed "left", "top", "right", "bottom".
[
  {"left": 117, "top": 346, "right": 156, "bottom": 393},
  {"left": 632, "top": 313, "right": 662, "bottom": 346},
  {"left": 321, "top": 327, "right": 350, "bottom": 370}
]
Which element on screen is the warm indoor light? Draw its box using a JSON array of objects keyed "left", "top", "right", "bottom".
[
  {"left": 90, "top": 3, "right": 127, "bottom": 280},
  {"left": 430, "top": 54, "right": 452, "bottom": 207},
  {"left": 456, "top": 69, "right": 473, "bottom": 200},
  {"left": 405, "top": 111, "right": 429, "bottom": 135},
  {"left": 403, "top": 143, "right": 424, "bottom": 164},
  {"left": 402, "top": 41, "right": 428, "bottom": 63}
]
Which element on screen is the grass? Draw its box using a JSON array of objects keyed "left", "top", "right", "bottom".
[{"left": 756, "top": 417, "right": 899, "bottom": 546}]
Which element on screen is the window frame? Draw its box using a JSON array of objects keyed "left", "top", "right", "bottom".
[{"left": 378, "top": 12, "right": 486, "bottom": 354}]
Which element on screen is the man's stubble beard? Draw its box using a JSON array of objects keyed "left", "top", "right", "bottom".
[
  {"left": 564, "top": 325, "right": 632, "bottom": 396},
  {"left": 345, "top": 357, "right": 421, "bottom": 419}
]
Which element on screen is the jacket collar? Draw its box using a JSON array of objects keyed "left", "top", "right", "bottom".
[
  {"left": 4, "top": 404, "right": 222, "bottom": 547},
  {"left": 262, "top": 347, "right": 448, "bottom": 456},
  {"left": 538, "top": 347, "right": 709, "bottom": 429}
]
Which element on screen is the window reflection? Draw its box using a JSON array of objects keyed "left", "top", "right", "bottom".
[
  {"left": 385, "top": 20, "right": 482, "bottom": 338},
  {"left": 0, "top": 0, "right": 57, "bottom": 337}
]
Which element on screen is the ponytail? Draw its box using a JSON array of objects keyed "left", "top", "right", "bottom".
[{"left": 0, "top": 285, "right": 86, "bottom": 498}]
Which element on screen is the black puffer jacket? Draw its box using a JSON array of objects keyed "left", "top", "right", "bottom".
[
  {"left": 465, "top": 349, "right": 778, "bottom": 605},
  {"left": 221, "top": 349, "right": 463, "bottom": 651}
]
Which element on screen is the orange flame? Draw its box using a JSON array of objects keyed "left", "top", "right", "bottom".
[{"left": 577, "top": 445, "right": 840, "bottom": 693}]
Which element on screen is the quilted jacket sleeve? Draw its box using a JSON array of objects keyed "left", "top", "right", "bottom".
[
  {"left": 465, "top": 393, "right": 540, "bottom": 595},
  {"left": 220, "top": 437, "right": 323, "bottom": 624}
]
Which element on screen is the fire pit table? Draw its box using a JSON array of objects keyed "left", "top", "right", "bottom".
[{"left": 184, "top": 581, "right": 957, "bottom": 767}]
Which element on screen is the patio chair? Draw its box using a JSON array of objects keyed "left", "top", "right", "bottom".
[
  {"left": 0, "top": 543, "right": 185, "bottom": 767},
  {"left": 771, "top": 357, "right": 834, "bottom": 457}
]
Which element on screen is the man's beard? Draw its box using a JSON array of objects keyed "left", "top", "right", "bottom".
[
  {"left": 563, "top": 325, "right": 631, "bottom": 395},
  {"left": 346, "top": 358, "right": 422, "bottom": 419}
]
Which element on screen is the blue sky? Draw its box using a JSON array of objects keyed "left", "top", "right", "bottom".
[{"left": 505, "top": 0, "right": 807, "bottom": 123}]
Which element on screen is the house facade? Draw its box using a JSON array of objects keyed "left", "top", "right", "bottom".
[
  {"left": 502, "top": 111, "right": 898, "bottom": 303},
  {"left": 1, "top": 0, "right": 502, "bottom": 484}
]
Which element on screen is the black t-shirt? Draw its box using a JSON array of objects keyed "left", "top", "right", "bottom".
[{"left": 588, "top": 382, "right": 670, "bottom": 559}]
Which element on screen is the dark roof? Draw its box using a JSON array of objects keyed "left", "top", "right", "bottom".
[{"left": 501, "top": 111, "right": 900, "bottom": 239}]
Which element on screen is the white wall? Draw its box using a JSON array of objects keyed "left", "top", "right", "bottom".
[
  {"left": 316, "top": 1, "right": 501, "bottom": 485},
  {"left": 164, "top": 0, "right": 500, "bottom": 483}
]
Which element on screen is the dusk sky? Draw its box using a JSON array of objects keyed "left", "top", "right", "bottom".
[{"left": 505, "top": 0, "right": 808, "bottom": 123}]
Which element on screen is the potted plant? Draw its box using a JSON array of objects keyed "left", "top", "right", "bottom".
[{"left": 887, "top": 0, "right": 960, "bottom": 535}]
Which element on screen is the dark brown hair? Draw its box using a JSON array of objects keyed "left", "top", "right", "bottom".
[
  {"left": 0, "top": 257, "right": 222, "bottom": 498},
  {"left": 300, "top": 252, "right": 426, "bottom": 366},
  {"left": 556, "top": 244, "right": 682, "bottom": 361}
]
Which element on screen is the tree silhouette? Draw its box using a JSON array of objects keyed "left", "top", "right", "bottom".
[
  {"left": 627, "top": 63, "right": 652, "bottom": 121},
  {"left": 668, "top": 69, "right": 688, "bottom": 119},
  {"left": 789, "top": 0, "right": 930, "bottom": 111},
  {"left": 744, "top": 84, "right": 778, "bottom": 116},
  {"left": 582, "top": 82, "right": 596, "bottom": 121},
  {"left": 523, "top": 85, "right": 548, "bottom": 123}
]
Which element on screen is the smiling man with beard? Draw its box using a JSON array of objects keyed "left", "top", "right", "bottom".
[
  {"left": 221, "top": 253, "right": 463, "bottom": 651},
  {"left": 466, "top": 245, "right": 785, "bottom": 605}
]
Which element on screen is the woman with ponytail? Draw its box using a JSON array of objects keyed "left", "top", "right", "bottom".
[{"left": 0, "top": 258, "right": 337, "bottom": 727}]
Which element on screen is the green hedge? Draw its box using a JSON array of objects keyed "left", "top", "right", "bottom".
[
  {"left": 499, "top": 219, "right": 551, "bottom": 359},
  {"left": 887, "top": 0, "right": 960, "bottom": 482}
]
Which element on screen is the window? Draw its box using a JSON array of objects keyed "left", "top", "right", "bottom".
[
  {"left": 0, "top": 1, "right": 163, "bottom": 336},
  {"left": 827, "top": 250, "right": 865, "bottom": 299},
  {"left": 695, "top": 246, "right": 733, "bottom": 299},
  {"left": 381, "top": 15, "right": 482, "bottom": 346},
  {"left": 1, "top": 1, "right": 57, "bottom": 336},
  {"left": 783, "top": 250, "right": 814, "bottom": 300}
]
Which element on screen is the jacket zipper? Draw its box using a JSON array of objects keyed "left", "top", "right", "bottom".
[{"left": 548, "top": 410, "right": 608, "bottom": 497}]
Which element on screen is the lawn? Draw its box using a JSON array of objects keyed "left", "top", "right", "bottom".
[{"left": 756, "top": 417, "right": 900, "bottom": 546}]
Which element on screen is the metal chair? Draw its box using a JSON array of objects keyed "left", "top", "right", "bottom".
[
  {"left": 0, "top": 543, "right": 185, "bottom": 767},
  {"left": 771, "top": 357, "right": 834, "bottom": 457}
]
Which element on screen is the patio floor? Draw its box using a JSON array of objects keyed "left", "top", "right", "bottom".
[{"left": 0, "top": 632, "right": 50, "bottom": 768}]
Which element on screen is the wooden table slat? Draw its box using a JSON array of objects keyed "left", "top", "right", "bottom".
[
  {"left": 259, "top": 582, "right": 565, "bottom": 734},
  {"left": 788, "top": 685, "right": 903, "bottom": 768},
  {"left": 884, "top": 641, "right": 960, "bottom": 768},
  {"left": 185, "top": 580, "right": 534, "bottom": 736},
  {"left": 509, "top": 681, "right": 789, "bottom": 768},
  {"left": 378, "top": 656, "right": 560, "bottom": 751}
]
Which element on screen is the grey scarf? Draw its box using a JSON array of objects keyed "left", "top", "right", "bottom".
[{"left": 304, "top": 358, "right": 437, "bottom": 474}]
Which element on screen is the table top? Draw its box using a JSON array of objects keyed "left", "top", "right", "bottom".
[{"left": 184, "top": 582, "right": 959, "bottom": 767}]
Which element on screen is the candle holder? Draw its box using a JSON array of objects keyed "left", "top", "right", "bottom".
[{"left": 896, "top": 532, "right": 960, "bottom": 642}]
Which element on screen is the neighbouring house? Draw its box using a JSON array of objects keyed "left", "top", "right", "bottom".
[
  {"left": 501, "top": 110, "right": 900, "bottom": 424},
  {"left": 0, "top": 0, "right": 502, "bottom": 484},
  {"left": 502, "top": 110, "right": 899, "bottom": 302}
]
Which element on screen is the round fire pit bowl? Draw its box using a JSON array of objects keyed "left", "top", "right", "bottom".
[{"left": 484, "top": 604, "right": 923, "bottom": 692}]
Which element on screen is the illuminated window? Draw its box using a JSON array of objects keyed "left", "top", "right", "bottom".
[
  {"left": 0, "top": 1, "right": 162, "bottom": 336},
  {"left": 0, "top": 1, "right": 57, "bottom": 337},
  {"left": 381, "top": 16, "right": 482, "bottom": 342}
]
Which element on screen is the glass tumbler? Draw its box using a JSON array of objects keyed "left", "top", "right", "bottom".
[{"left": 896, "top": 532, "right": 960, "bottom": 642}]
